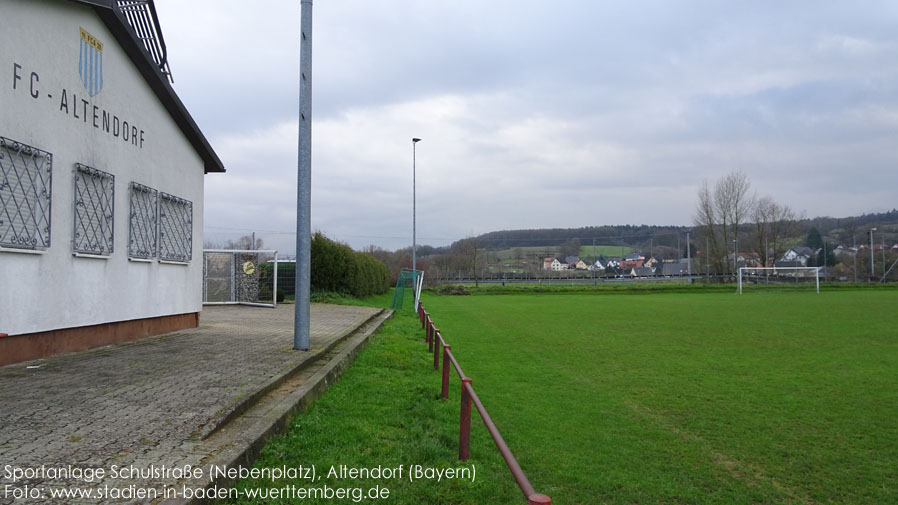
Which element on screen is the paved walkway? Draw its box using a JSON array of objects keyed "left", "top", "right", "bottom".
[{"left": 0, "top": 304, "right": 382, "bottom": 504}]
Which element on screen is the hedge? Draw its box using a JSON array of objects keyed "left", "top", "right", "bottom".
[{"left": 261, "top": 233, "right": 390, "bottom": 298}]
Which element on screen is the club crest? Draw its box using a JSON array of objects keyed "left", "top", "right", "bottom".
[{"left": 78, "top": 27, "right": 104, "bottom": 97}]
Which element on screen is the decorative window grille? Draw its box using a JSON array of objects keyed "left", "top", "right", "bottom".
[
  {"left": 128, "top": 182, "right": 157, "bottom": 258},
  {"left": 73, "top": 164, "right": 114, "bottom": 255},
  {"left": 158, "top": 192, "right": 192, "bottom": 262},
  {"left": 0, "top": 136, "right": 53, "bottom": 250}
]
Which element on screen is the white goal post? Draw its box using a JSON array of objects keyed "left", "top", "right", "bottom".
[{"left": 738, "top": 266, "right": 820, "bottom": 294}]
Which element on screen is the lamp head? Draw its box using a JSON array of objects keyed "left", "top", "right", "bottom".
[{"left": 412, "top": 138, "right": 421, "bottom": 143}]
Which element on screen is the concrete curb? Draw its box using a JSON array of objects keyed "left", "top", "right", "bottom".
[
  {"left": 196, "top": 308, "right": 389, "bottom": 440},
  {"left": 159, "top": 308, "right": 393, "bottom": 505}
]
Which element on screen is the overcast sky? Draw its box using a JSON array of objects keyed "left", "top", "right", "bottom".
[{"left": 154, "top": 0, "right": 898, "bottom": 253}]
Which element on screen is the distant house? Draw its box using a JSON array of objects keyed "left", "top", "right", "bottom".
[
  {"left": 564, "top": 256, "right": 580, "bottom": 267},
  {"left": 574, "top": 259, "right": 590, "bottom": 270},
  {"left": 604, "top": 264, "right": 622, "bottom": 277},
  {"left": 604, "top": 256, "right": 621, "bottom": 268},
  {"left": 644, "top": 257, "right": 660, "bottom": 268},
  {"left": 833, "top": 245, "right": 852, "bottom": 259},
  {"left": 587, "top": 260, "right": 605, "bottom": 272},
  {"left": 631, "top": 266, "right": 655, "bottom": 277},
  {"left": 620, "top": 259, "right": 644, "bottom": 269},
  {"left": 624, "top": 252, "right": 645, "bottom": 261},
  {"left": 733, "top": 252, "right": 761, "bottom": 268},
  {"left": 543, "top": 258, "right": 566, "bottom": 271},
  {"left": 781, "top": 247, "right": 813, "bottom": 266}
]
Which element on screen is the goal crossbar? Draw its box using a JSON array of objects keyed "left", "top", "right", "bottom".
[{"left": 738, "top": 266, "right": 820, "bottom": 294}]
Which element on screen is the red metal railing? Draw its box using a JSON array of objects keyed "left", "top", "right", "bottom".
[{"left": 418, "top": 302, "right": 552, "bottom": 505}]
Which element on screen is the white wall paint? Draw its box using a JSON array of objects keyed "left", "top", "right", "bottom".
[{"left": 0, "top": 0, "right": 206, "bottom": 335}]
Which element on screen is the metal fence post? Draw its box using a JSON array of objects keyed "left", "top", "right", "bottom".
[
  {"left": 459, "top": 377, "right": 472, "bottom": 460},
  {"left": 441, "top": 344, "right": 451, "bottom": 398},
  {"left": 528, "top": 494, "right": 552, "bottom": 505},
  {"left": 433, "top": 330, "right": 440, "bottom": 370}
]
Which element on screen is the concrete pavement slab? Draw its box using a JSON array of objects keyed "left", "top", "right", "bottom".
[{"left": 0, "top": 303, "right": 385, "bottom": 504}]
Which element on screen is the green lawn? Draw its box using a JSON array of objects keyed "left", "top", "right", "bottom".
[
  {"left": 579, "top": 244, "right": 635, "bottom": 259},
  {"left": 228, "top": 288, "right": 898, "bottom": 504},
  {"left": 489, "top": 245, "right": 634, "bottom": 262}
]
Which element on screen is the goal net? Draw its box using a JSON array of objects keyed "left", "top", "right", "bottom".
[
  {"left": 391, "top": 268, "right": 423, "bottom": 310},
  {"left": 203, "top": 249, "right": 279, "bottom": 307},
  {"left": 738, "top": 266, "right": 820, "bottom": 294}
]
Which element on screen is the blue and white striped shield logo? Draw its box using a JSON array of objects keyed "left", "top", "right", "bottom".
[{"left": 78, "top": 28, "right": 104, "bottom": 97}]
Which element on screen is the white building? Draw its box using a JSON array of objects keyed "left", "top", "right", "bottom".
[
  {"left": 543, "top": 257, "right": 567, "bottom": 271},
  {"left": 0, "top": 0, "right": 224, "bottom": 365}
]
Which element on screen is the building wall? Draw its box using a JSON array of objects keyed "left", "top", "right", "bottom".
[{"left": 0, "top": 0, "right": 205, "bottom": 336}]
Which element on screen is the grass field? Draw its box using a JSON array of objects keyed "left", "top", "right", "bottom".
[
  {"left": 579, "top": 244, "right": 635, "bottom": 258},
  {"left": 228, "top": 288, "right": 898, "bottom": 504},
  {"left": 490, "top": 245, "right": 634, "bottom": 262}
]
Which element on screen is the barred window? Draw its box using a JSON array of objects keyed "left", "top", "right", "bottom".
[
  {"left": 158, "top": 192, "right": 192, "bottom": 262},
  {"left": 128, "top": 182, "right": 157, "bottom": 259},
  {"left": 0, "top": 137, "right": 52, "bottom": 250},
  {"left": 73, "top": 164, "right": 114, "bottom": 255}
]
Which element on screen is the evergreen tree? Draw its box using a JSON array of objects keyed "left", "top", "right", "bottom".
[{"left": 806, "top": 228, "right": 824, "bottom": 250}]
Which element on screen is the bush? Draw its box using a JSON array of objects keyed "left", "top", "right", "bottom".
[
  {"left": 309, "top": 232, "right": 391, "bottom": 297},
  {"left": 433, "top": 284, "right": 471, "bottom": 296},
  {"left": 256, "top": 236, "right": 389, "bottom": 299}
]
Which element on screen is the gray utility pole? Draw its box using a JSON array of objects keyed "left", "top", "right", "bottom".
[
  {"left": 870, "top": 227, "right": 877, "bottom": 279},
  {"left": 412, "top": 138, "right": 421, "bottom": 272},
  {"left": 733, "top": 239, "right": 737, "bottom": 274},
  {"left": 853, "top": 236, "right": 857, "bottom": 283},
  {"left": 686, "top": 232, "right": 691, "bottom": 275},
  {"left": 293, "top": 0, "right": 313, "bottom": 351},
  {"left": 706, "top": 237, "right": 710, "bottom": 280}
]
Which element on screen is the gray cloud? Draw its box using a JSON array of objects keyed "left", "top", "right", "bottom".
[{"left": 155, "top": 0, "right": 898, "bottom": 252}]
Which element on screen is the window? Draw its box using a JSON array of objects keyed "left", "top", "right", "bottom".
[
  {"left": 0, "top": 136, "right": 52, "bottom": 250},
  {"left": 128, "top": 182, "right": 157, "bottom": 259},
  {"left": 73, "top": 164, "right": 114, "bottom": 255},
  {"left": 158, "top": 192, "right": 192, "bottom": 262}
]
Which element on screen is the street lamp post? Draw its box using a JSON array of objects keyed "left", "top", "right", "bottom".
[
  {"left": 412, "top": 138, "right": 421, "bottom": 273},
  {"left": 870, "top": 227, "right": 877, "bottom": 279}
]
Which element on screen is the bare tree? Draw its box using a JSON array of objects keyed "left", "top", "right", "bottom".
[
  {"left": 453, "top": 237, "right": 483, "bottom": 287},
  {"left": 714, "top": 170, "right": 754, "bottom": 271},
  {"left": 695, "top": 170, "right": 755, "bottom": 275},
  {"left": 694, "top": 180, "right": 725, "bottom": 274},
  {"left": 750, "top": 197, "right": 799, "bottom": 266}
]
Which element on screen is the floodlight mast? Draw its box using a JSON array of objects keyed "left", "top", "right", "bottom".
[
  {"left": 412, "top": 138, "right": 421, "bottom": 273},
  {"left": 294, "top": 0, "right": 313, "bottom": 351}
]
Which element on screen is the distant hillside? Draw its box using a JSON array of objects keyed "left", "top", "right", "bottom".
[
  {"left": 453, "top": 209, "right": 898, "bottom": 251},
  {"left": 471, "top": 225, "right": 686, "bottom": 249}
]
